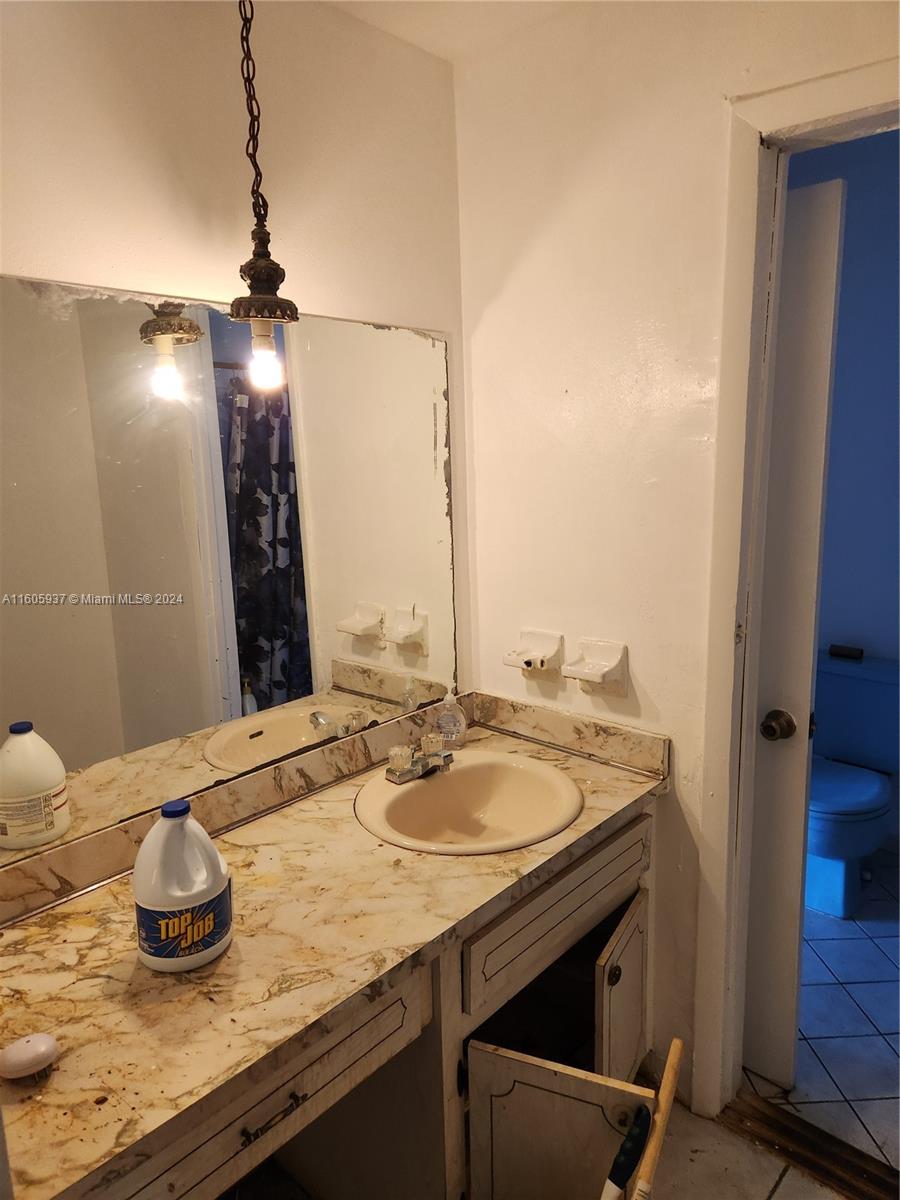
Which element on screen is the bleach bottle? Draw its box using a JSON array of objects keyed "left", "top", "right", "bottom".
[
  {"left": 0, "top": 721, "right": 70, "bottom": 850},
  {"left": 132, "top": 800, "right": 232, "bottom": 972}
]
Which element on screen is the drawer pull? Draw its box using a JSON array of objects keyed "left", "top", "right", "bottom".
[
  {"left": 239, "top": 1090, "right": 304, "bottom": 1148},
  {"left": 608, "top": 964, "right": 622, "bottom": 987}
]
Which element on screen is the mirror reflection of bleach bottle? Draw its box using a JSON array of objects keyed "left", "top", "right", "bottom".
[
  {"left": 132, "top": 800, "right": 232, "bottom": 972},
  {"left": 0, "top": 721, "right": 70, "bottom": 851}
]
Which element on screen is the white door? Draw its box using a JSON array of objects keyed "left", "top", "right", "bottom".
[{"left": 743, "top": 180, "right": 845, "bottom": 1085}]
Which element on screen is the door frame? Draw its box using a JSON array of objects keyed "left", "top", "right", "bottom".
[{"left": 692, "top": 60, "right": 899, "bottom": 1117}]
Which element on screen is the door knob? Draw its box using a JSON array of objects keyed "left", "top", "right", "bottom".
[{"left": 760, "top": 709, "right": 797, "bottom": 741}]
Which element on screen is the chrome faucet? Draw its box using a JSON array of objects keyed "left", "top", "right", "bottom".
[{"left": 386, "top": 735, "right": 453, "bottom": 785}]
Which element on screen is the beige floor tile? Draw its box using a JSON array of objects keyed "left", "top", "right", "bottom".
[
  {"left": 652, "top": 1103, "right": 784, "bottom": 1199},
  {"left": 852, "top": 1098, "right": 900, "bottom": 1168},
  {"left": 798, "top": 984, "right": 875, "bottom": 1037},
  {"left": 786, "top": 1100, "right": 884, "bottom": 1160},
  {"left": 744, "top": 1067, "right": 786, "bottom": 1100},
  {"left": 773, "top": 1167, "right": 845, "bottom": 1198},
  {"left": 786, "top": 1043, "right": 841, "bottom": 1103},
  {"left": 809, "top": 1035, "right": 899, "bottom": 1099}
]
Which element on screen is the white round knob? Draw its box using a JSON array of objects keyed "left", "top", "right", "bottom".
[{"left": 0, "top": 1033, "right": 59, "bottom": 1081}]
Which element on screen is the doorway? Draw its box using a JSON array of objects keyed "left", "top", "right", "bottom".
[{"left": 741, "top": 130, "right": 899, "bottom": 1166}]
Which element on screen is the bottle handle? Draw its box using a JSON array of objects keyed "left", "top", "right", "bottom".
[{"left": 192, "top": 825, "right": 228, "bottom": 891}]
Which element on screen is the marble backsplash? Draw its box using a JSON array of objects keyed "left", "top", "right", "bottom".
[
  {"left": 331, "top": 658, "right": 448, "bottom": 706},
  {"left": 469, "top": 693, "right": 669, "bottom": 778},
  {"left": 0, "top": 691, "right": 668, "bottom": 928}
]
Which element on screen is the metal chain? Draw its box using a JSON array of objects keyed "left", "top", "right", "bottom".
[{"left": 238, "top": 0, "right": 269, "bottom": 226}]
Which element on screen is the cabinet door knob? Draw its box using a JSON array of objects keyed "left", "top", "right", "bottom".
[
  {"left": 608, "top": 964, "right": 622, "bottom": 987},
  {"left": 760, "top": 709, "right": 797, "bottom": 741}
]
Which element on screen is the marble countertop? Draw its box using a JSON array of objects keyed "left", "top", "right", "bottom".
[
  {"left": 0, "top": 726, "right": 663, "bottom": 1200},
  {"left": 0, "top": 689, "right": 401, "bottom": 871}
]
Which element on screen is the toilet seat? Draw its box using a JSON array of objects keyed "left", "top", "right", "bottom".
[{"left": 810, "top": 755, "right": 891, "bottom": 820}]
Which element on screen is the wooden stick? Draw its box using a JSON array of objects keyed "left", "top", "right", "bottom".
[{"left": 632, "top": 1038, "right": 684, "bottom": 1199}]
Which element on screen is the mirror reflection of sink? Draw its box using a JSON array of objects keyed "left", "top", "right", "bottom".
[
  {"left": 204, "top": 706, "right": 365, "bottom": 773},
  {"left": 354, "top": 749, "right": 583, "bottom": 855}
]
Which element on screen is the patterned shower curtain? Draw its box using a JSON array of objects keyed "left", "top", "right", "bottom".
[{"left": 217, "top": 374, "right": 312, "bottom": 710}]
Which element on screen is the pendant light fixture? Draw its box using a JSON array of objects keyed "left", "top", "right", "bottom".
[
  {"left": 139, "top": 303, "right": 203, "bottom": 401},
  {"left": 229, "top": 0, "right": 298, "bottom": 390}
]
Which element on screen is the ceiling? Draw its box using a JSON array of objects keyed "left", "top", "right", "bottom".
[{"left": 333, "top": 1, "right": 571, "bottom": 64}]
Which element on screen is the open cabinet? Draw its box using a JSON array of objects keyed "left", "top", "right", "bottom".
[{"left": 466, "top": 892, "right": 657, "bottom": 1199}]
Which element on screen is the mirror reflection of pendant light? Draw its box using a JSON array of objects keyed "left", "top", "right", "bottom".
[
  {"left": 139, "top": 303, "right": 203, "bottom": 401},
  {"left": 229, "top": 0, "right": 298, "bottom": 390}
]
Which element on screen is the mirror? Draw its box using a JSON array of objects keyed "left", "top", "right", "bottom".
[{"left": 0, "top": 276, "right": 455, "bottom": 863}]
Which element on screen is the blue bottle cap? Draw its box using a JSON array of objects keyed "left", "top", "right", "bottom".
[
  {"left": 9, "top": 721, "right": 33, "bottom": 735},
  {"left": 161, "top": 799, "right": 191, "bottom": 819}
]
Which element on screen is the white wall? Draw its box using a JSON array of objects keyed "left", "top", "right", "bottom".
[
  {"left": 77, "top": 299, "right": 219, "bottom": 751},
  {"left": 0, "top": 280, "right": 125, "bottom": 769},
  {"left": 0, "top": 283, "right": 223, "bottom": 767},
  {"left": 291, "top": 318, "right": 455, "bottom": 690},
  {"left": 453, "top": 1, "right": 898, "bottom": 1092},
  {"left": 0, "top": 2, "right": 461, "bottom": 337}
]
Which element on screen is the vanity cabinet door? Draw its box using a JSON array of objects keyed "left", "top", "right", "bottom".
[
  {"left": 467, "top": 1040, "right": 656, "bottom": 1200},
  {"left": 462, "top": 815, "right": 652, "bottom": 1018},
  {"left": 595, "top": 889, "right": 648, "bottom": 1083}
]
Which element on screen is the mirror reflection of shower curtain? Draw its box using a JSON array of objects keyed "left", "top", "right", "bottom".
[{"left": 216, "top": 372, "right": 312, "bottom": 710}]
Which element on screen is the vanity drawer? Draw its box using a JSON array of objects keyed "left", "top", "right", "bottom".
[
  {"left": 462, "top": 814, "right": 651, "bottom": 1017},
  {"left": 115, "top": 967, "right": 431, "bottom": 1200}
]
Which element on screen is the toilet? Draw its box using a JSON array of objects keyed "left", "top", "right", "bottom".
[{"left": 806, "top": 652, "right": 899, "bottom": 919}]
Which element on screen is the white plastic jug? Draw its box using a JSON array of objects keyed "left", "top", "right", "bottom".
[
  {"left": 0, "top": 721, "right": 70, "bottom": 850},
  {"left": 132, "top": 799, "right": 232, "bottom": 972}
]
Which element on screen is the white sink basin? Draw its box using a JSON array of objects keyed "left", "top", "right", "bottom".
[
  {"left": 204, "top": 705, "right": 363, "bottom": 773},
  {"left": 354, "top": 749, "right": 583, "bottom": 855}
]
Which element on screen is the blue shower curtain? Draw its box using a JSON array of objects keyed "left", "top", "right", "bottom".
[{"left": 217, "top": 373, "right": 313, "bottom": 710}]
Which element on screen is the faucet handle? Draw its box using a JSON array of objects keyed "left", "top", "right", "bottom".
[
  {"left": 420, "top": 732, "right": 444, "bottom": 756},
  {"left": 388, "top": 745, "right": 414, "bottom": 773},
  {"left": 346, "top": 710, "right": 370, "bottom": 734}
]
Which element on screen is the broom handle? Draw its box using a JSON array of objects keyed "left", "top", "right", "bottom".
[{"left": 632, "top": 1038, "right": 683, "bottom": 1200}]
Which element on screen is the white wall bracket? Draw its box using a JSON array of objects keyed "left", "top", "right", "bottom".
[
  {"left": 562, "top": 639, "right": 629, "bottom": 696},
  {"left": 385, "top": 605, "right": 429, "bottom": 655},
  {"left": 502, "top": 629, "right": 563, "bottom": 673},
  {"left": 336, "top": 601, "right": 384, "bottom": 639}
]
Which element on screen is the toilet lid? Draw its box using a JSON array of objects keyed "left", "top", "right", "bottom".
[{"left": 810, "top": 756, "right": 891, "bottom": 817}]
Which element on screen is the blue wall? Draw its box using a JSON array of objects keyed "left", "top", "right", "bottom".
[{"left": 789, "top": 131, "right": 899, "bottom": 661}]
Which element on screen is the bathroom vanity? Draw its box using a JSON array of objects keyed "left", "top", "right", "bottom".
[
  {"left": 0, "top": 697, "right": 668, "bottom": 1200},
  {"left": 0, "top": 227, "right": 674, "bottom": 1200}
]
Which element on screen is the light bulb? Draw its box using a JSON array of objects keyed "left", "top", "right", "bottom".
[
  {"left": 248, "top": 318, "right": 284, "bottom": 390},
  {"left": 151, "top": 362, "right": 185, "bottom": 402},
  {"left": 248, "top": 347, "right": 283, "bottom": 390},
  {"left": 150, "top": 334, "right": 185, "bottom": 401}
]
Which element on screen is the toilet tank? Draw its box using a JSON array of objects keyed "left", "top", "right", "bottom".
[{"left": 814, "top": 652, "right": 899, "bottom": 775}]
